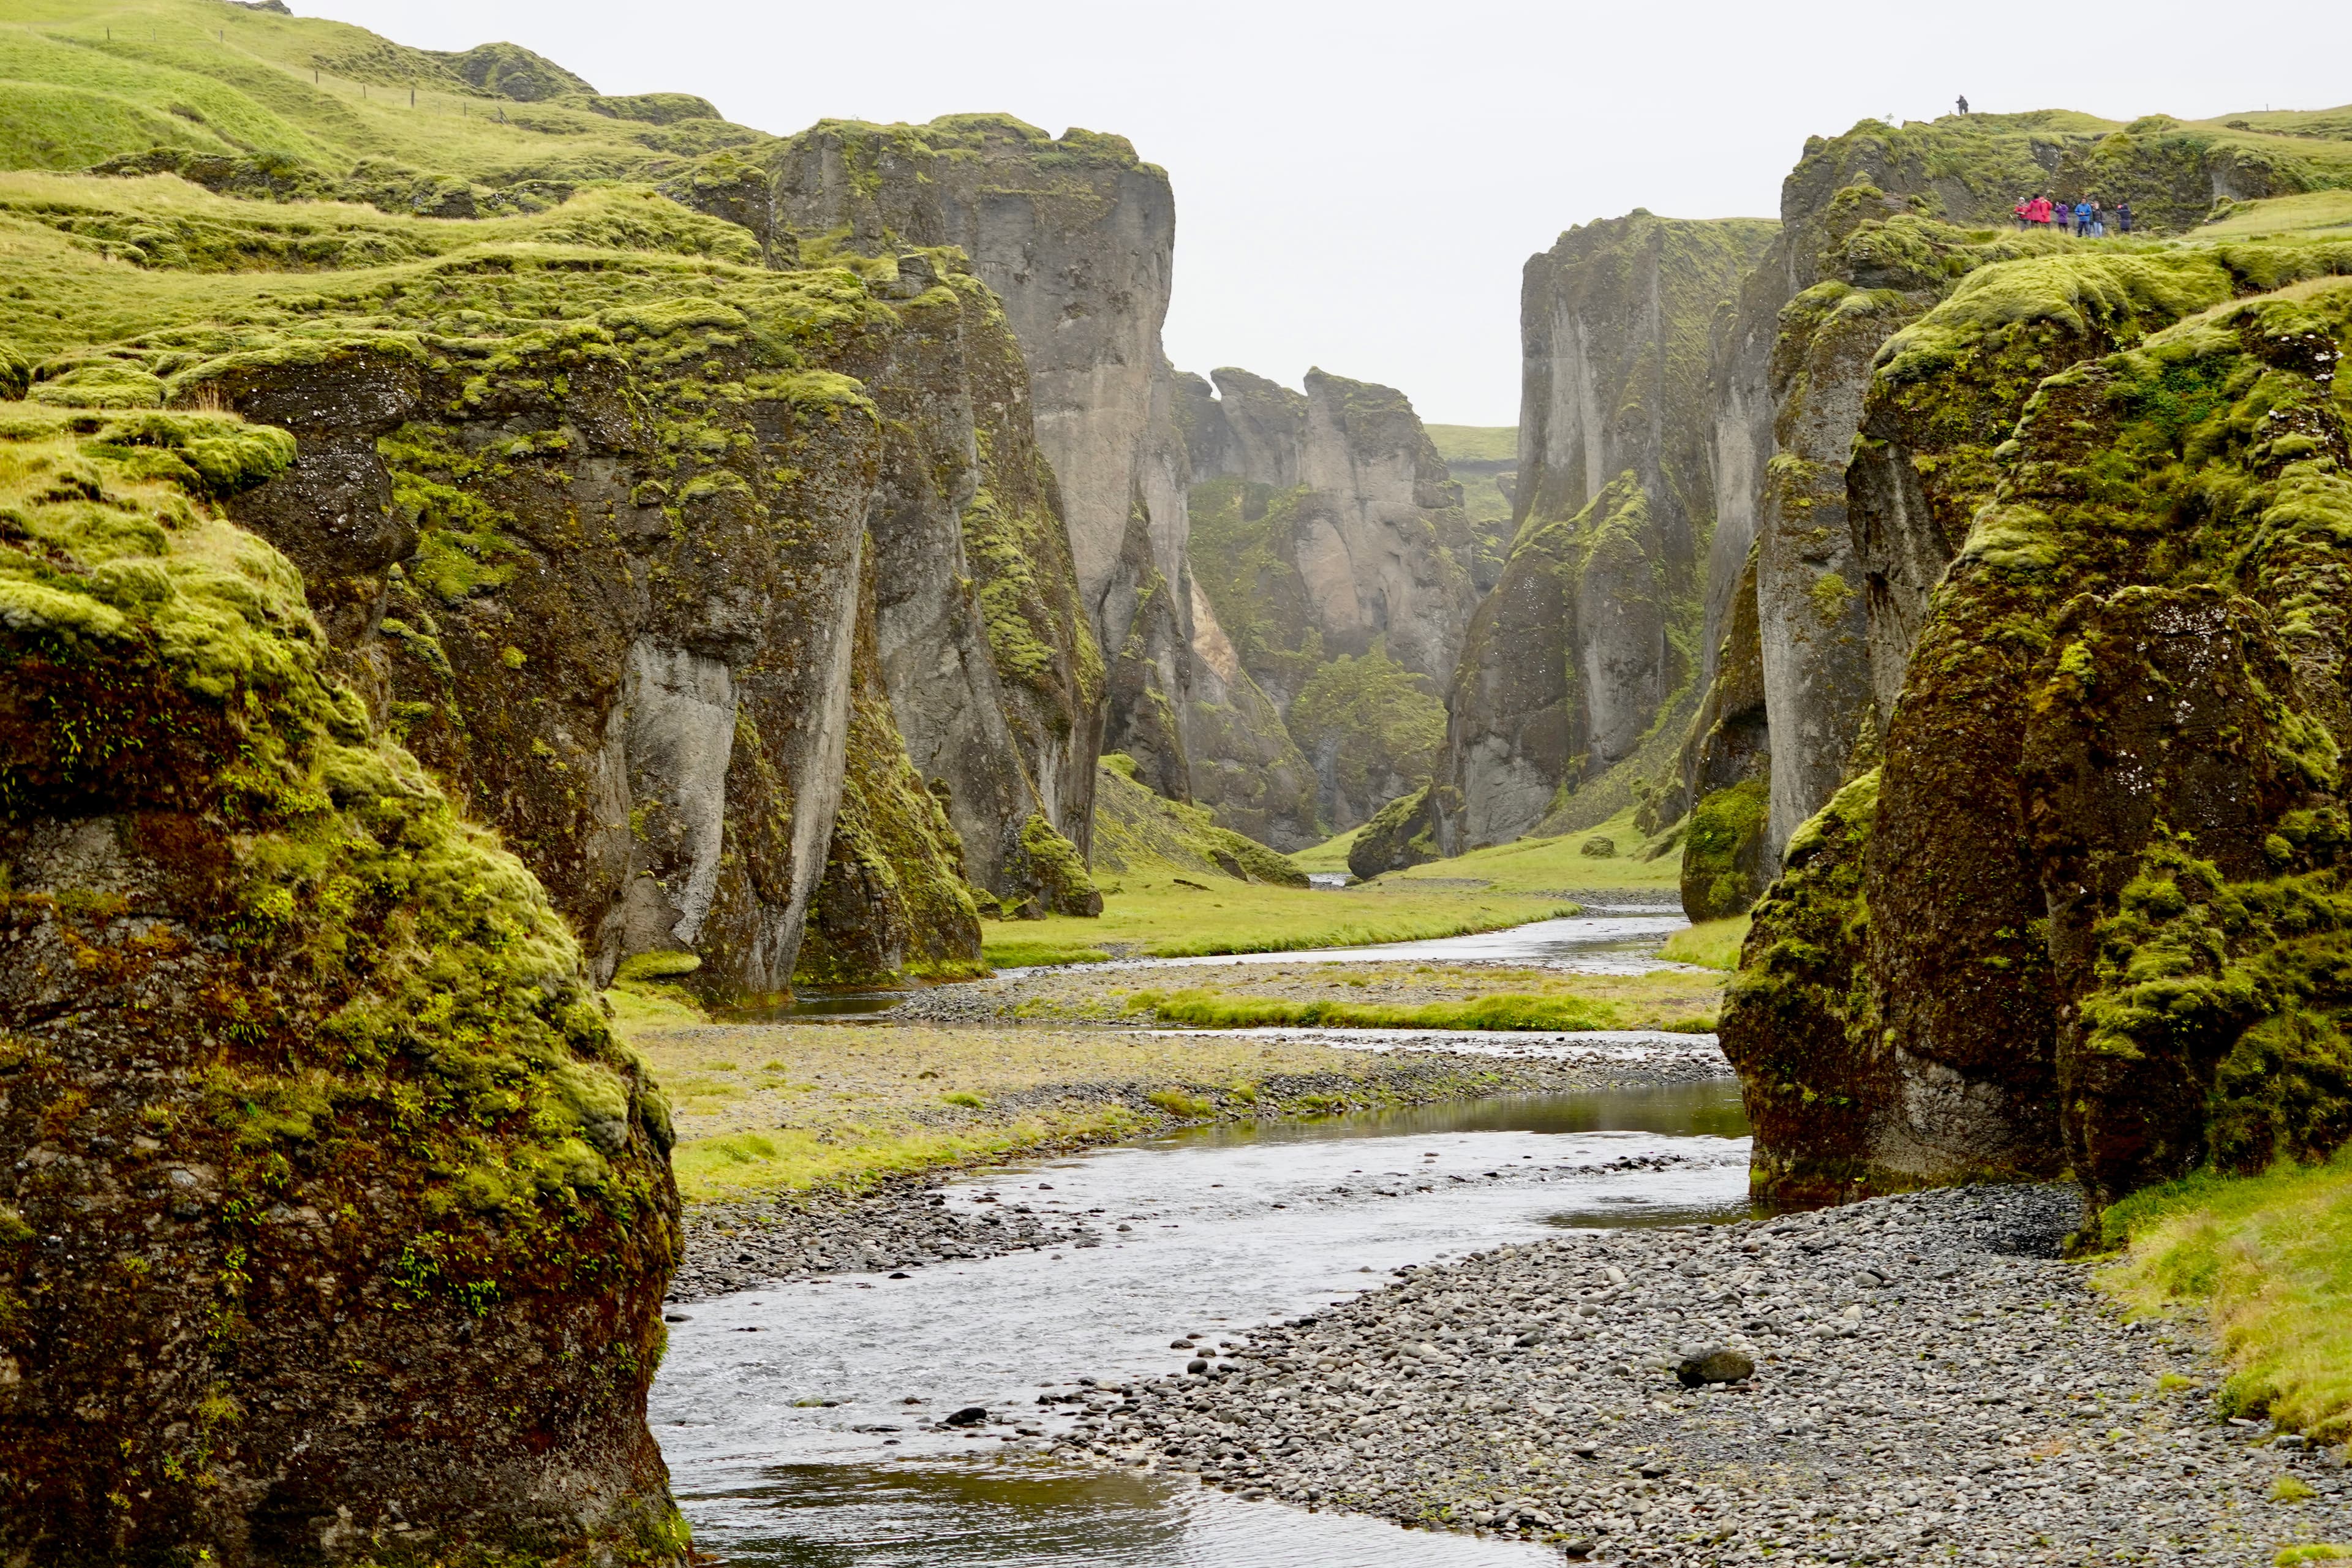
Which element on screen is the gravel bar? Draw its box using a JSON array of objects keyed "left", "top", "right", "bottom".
[
  {"left": 671, "top": 1045, "right": 1731, "bottom": 1301},
  {"left": 1053, "top": 1185, "right": 2352, "bottom": 1565}
]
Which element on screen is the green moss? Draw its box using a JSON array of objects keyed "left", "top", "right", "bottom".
[
  {"left": 1286, "top": 644, "right": 1447, "bottom": 821},
  {"left": 1681, "top": 777, "right": 1771, "bottom": 922},
  {"left": 1719, "top": 769, "right": 1884, "bottom": 1205},
  {"left": 0, "top": 407, "right": 671, "bottom": 1267},
  {"left": 1088, "top": 758, "right": 1307, "bottom": 888}
]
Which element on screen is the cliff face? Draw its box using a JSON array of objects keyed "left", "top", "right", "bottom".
[
  {"left": 6, "top": 173, "right": 1114, "bottom": 995},
  {"left": 1695, "top": 111, "right": 2352, "bottom": 874},
  {"left": 1438, "top": 214, "right": 1773, "bottom": 853},
  {"left": 0, "top": 407, "right": 680, "bottom": 1562},
  {"left": 1175, "top": 367, "right": 1476, "bottom": 839},
  {"left": 770, "top": 114, "right": 1175, "bottom": 819},
  {"left": 1722, "top": 263, "right": 2352, "bottom": 1218}
]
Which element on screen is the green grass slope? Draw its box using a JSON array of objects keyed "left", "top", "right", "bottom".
[{"left": 0, "top": 0, "right": 767, "bottom": 180}]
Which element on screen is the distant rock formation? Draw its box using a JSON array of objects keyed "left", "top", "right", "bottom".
[
  {"left": 1175, "top": 367, "right": 1479, "bottom": 842},
  {"left": 1436, "top": 213, "right": 1775, "bottom": 856}
]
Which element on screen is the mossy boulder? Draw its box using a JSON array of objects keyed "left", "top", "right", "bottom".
[
  {"left": 1681, "top": 777, "right": 1772, "bottom": 922},
  {"left": 1349, "top": 782, "right": 1442, "bottom": 881},
  {"left": 1008, "top": 812, "right": 1102, "bottom": 918},
  {"left": 0, "top": 413, "right": 682, "bottom": 1561},
  {"left": 1737, "top": 273, "right": 2352, "bottom": 1220}
]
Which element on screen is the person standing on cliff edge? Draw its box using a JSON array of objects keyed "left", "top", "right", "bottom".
[{"left": 1956, "top": 94, "right": 1970, "bottom": 115}]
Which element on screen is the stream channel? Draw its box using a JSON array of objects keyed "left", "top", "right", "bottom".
[{"left": 652, "top": 911, "right": 1741, "bottom": 1566}]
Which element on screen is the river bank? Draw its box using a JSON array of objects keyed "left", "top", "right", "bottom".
[
  {"left": 668, "top": 1036, "right": 1735, "bottom": 1300},
  {"left": 1055, "top": 1183, "right": 2352, "bottom": 1564},
  {"left": 888, "top": 959, "right": 1724, "bottom": 1033}
]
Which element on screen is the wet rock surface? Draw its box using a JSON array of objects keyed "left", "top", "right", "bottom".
[{"left": 1053, "top": 1185, "right": 2352, "bottom": 1564}]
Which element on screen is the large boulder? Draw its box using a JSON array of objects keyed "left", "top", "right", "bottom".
[
  {"left": 0, "top": 407, "right": 680, "bottom": 1562},
  {"left": 1725, "top": 274, "right": 2352, "bottom": 1220}
]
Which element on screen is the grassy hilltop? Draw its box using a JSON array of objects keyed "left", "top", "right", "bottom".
[{"left": 0, "top": 0, "right": 767, "bottom": 177}]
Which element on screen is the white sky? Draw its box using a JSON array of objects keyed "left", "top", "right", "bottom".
[{"left": 300, "top": 0, "right": 2352, "bottom": 426}]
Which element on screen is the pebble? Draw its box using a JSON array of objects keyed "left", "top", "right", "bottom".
[{"left": 1050, "top": 1185, "right": 2352, "bottom": 1564}]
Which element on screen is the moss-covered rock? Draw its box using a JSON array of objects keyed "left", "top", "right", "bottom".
[
  {"left": 1681, "top": 777, "right": 1772, "bottom": 922},
  {"left": 1718, "top": 770, "right": 1884, "bottom": 1205},
  {"left": 1349, "top": 782, "right": 1442, "bottom": 881},
  {"left": 1008, "top": 811, "right": 1102, "bottom": 918},
  {"left": 771, "top": 114, "right": 1169, "bottom": 822},
  {"left": 0, "top": 412, "right": 681, "bottom": 1561},
  {"left": 1438, "top": 470, "right": 1689, "bottom": 851},
  {"left": 1089, "top": 754, "right": 1307, "bottom": 887},
  {"left": 1744, "top": 273, "right": 2352, "bottom": 1219},
  {"left": 794, "top": 555, "right": 984, "bottom": 989},
  {"left": 1286, "top": 644, "right": 1447, "bottom": 832}
]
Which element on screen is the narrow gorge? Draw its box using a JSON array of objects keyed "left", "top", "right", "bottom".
[{"left": 6, "top": 3, "right": 2352, "bottom": 1564}]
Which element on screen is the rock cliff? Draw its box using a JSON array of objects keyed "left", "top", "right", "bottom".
[
  {"left": 7, "top": 178, "right": 1117, "bottom": 1000},
  {"left": 1175, "top": 367, "right": 1477, "bottom": 839},
  {"left": 1723, "top": 262, "right": 2352, "bottom": 1218},
  {"left": 1436, "top": 214, "right": 1774, "bottom": 853},
  {"left": 0, "top": 405, "right": 681, "bottom": 1563},
  {"left": 769, "top": 115, "right": 1176, "bottom": 813},
  {"left": 1696, "top": 111, "right": 2352, "bottom": 874}
]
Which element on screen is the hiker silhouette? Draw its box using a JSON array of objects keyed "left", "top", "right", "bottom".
[{"left": 1956, "top": 94, "right": 1970, "bottom": 115}]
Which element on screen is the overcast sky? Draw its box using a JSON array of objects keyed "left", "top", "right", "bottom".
[{"left": 303, "top": 0, "right": 2352, "bottom": 425}]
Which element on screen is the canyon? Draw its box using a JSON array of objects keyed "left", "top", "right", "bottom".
[{"left": 7, "top": 1, "right": 2352, "bottom": 1560}]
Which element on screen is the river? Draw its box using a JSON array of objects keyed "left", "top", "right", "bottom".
[{"left": 650, "top": 1077, "right": 1747, "bottom": 1566}]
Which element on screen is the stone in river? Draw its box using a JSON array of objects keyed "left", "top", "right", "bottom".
[
  {"left": 1676, "top": 1347, "right": 1756, "bottom": 1387},
  {"left": 943, "top": 1406, "right": 990, "bottom": 1427}
]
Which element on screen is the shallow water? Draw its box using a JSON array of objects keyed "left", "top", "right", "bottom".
[
  {"left": 653, "top": 1081, "right": 1750, "bottom": 1566},
  {"left": 1012, "top": 911, "right": 1696, "bottom": 979}
]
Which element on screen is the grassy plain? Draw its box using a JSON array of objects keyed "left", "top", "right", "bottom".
[
  {"left": 2098, "top": 1150, "right": 2352, "bottom": 1446},
  {"left": 981, "top": 877, "right": 1580, "bottom": 968},
  {"left": 1121, "top": 965, "right": 1722, "bottom": 1033},
  {"left": 624, "top": 1022, "right": 1536, "bottom": 1202},
  {"left": 1660, "top": 916, "right": 1748, "bottom": 970},
  {"left": 1376, "top": 804, "right": 1684, "bottom": 896}
]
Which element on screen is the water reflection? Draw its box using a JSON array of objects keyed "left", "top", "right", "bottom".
[{"left": 707, "top": 1460, "right": 1551, "bottom": 1567}]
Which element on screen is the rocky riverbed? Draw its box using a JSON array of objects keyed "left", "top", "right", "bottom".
[
  {"left": 671, "top": 1044, "right": 1732, "bottom": 1300},
  {"left": 1049, "top": 1185, "right": 2352, "bottom": 1565}
]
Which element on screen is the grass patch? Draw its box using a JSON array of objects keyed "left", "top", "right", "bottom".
[
  {"left": 982, "top": 937, "right": 1112, "bottom": 968},
  {"left": 631, "top": 1022, "right": 1507, "bottom": 1202},
  {"left": 1291, "top": 825, "right": 1363, "bottom": 875},
  {"left": 1660, "top": 915, "right": 1749, "bottom": 970},
  {"left": 2096, "top": 1148, "right": 2352, "bottom": 1443},
  {"left": 1377, "top": 804, "right": 1683, "bottom": 895},
  {"left": 2277, "top": 1547, "right": 2352, "bottom": 1564},
  {"left": 1125, "top": 968, "right": 1721, "bottom": 1033},
  {"left": 984, "top": 877, "right": 1579, "bottom": 968},
  {"left": 670, "top": 1107, "right": 1153, "bottom": 1204}
]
